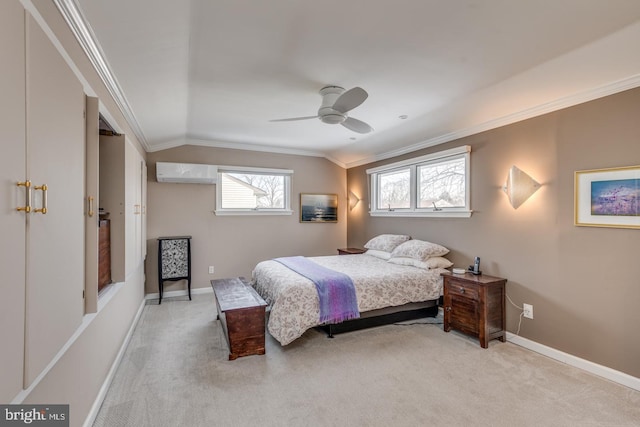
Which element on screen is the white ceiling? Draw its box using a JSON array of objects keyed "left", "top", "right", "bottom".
[{"left": 72, "top": 0, "right": 640, "bottom": 167}]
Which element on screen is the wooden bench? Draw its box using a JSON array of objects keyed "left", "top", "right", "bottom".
[{"left": 211, "top": 277, "right": 267, "bottom": 360}]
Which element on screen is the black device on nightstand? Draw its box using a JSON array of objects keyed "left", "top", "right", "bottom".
[{"left": 468, "top": 256, "right": 482, "bottom": 275}]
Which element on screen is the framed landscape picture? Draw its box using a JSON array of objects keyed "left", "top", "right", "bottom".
[
  {"left": 574, "top": 165, "right": 640, "bottom": 229},
  {"left": 300, "top": 193, "right": 338, "bottom": 223}
]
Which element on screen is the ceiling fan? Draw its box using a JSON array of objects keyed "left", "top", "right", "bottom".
[{"left": 270, "top": 86, "right": 374, "bottom": 134}]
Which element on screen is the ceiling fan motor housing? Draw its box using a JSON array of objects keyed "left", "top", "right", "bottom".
[{"left": 318, "top": 86, "right": 347, "bottom": 124}]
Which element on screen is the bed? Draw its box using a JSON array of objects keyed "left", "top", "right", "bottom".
[{"left": 252, "top": 238, "right": 450, "bottom": 345}]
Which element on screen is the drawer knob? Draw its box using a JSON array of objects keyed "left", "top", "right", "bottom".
[
  {"left": 446, "top": 306, "right": 451, "bottom": 312},
  {"left": 460, "top": 287, "right": 465, "bottom": 293}
]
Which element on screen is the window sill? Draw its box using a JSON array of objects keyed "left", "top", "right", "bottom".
[
  {"left": 97, "top": 281, "right": 124, "bottom": 312},
  {"left": 214, "top": 209, "right": 294, "bottom": 216},
  {"left": 369, "top": 210, "right": 473, "bottom": 218}
]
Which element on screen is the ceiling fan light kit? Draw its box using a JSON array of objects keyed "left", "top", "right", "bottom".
[
  {"left": 320, "top": 114, "right": 346, "bottom": 125},
  {"left": 271, "top": 85, "right": 374, "bottom": 134}
]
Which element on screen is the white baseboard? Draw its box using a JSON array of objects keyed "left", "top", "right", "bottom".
[
  {"left": 145, "top": 286, "right": 213, "bottom": 301},
  {"left": 506, "top": 332, "right": 640, "bottom": 392},
  {"left": 83, "top": 298, "right": 146, "bottom": 427}
]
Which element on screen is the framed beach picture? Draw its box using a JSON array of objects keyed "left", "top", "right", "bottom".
[
  {"left": 574, "top": 165, "right": 640, "bottom": 229},
  {"left": 300, "top": 193, "right": 338, "bottom": 223}
]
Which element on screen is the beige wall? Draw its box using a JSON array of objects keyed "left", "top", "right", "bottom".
[
  {"left": 347, "top": 87, "right": 640, "bottom": 378},
  {"left": 145, "top": 145, "right": 347, "bottom": 294}
]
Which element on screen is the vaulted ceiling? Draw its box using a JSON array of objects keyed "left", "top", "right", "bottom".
[{"left": 70, "top": 0, "right": 640, "bottom": 167}]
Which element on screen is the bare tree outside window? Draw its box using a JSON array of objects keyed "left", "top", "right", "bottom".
[
  {"left": 368, "top": 146, "right": 470, "bottom": 217},
  {"left": 378, "top": 168, "right": 410, "bottom": 209},
  {"left": 418, "top": 157, "right": 465, "bottom": 208},
  {"left": 223, "top": 173, "right": 285, "bottom": 209}
]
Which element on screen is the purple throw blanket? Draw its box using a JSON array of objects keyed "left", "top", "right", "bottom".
[{"left": 274, "top": 256, "right": 360, "bottom": 324}]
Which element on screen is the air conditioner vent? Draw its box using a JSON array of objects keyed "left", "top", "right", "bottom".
[{"left": 156, "top": 162, "right": 217, "bottom": 184}]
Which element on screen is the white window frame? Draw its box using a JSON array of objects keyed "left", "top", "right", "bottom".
[
  {"left": 215, "top": 165, "right": 293, "bottom": 216},
  {"left": 367, "top": 145, "right": 472, "bottom": 218}
]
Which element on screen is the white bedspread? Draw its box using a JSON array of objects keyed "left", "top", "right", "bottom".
[{"left": 252, "top": 254, "right": 444, "bottom": 345}]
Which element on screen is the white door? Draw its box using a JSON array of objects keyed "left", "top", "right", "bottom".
[
  {"left": 85, "top": 96, "right": 100, "bottom": 314},
  {"left": 23, "top": 13, "right": 85, "bottom": 386},
  {"left": 0, "top": 0, "right": 26, "bottom": 402},
  {"left": 141, "top": 161, "right": 148, "bottom": 260},
  {"left": 125, "top": 143, "right": 144, "bottom": 275},
  {"left": 125, "top": 143, "right": 136, "bottom": 275}
]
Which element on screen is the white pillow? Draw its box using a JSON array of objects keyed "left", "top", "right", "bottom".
[
  {"left": 424, "top": 256, "right": 454, "bottom": 269},
  {"left": 388, "top": 256, "right": 453, "bottom": 270},
  {"left": 363, "top": 234, "right": 411, "bottom": 253},
  {"left": 390, "top": 239, "right": 449, "bottom": 261},
  {"left": 365, "top": 249, "right": 392, "bottom": 260}
]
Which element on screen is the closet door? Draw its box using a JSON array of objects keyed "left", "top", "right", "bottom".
[
  {"left": 85, "top": 96, "right": 100, "bottom": 314},
  {"left": 125, "top": 143, "right": 139, "bottom": 275},
  {"left": 135, "top": 156, "right": 145, "bottom": 265},
  {"left": 24, "top": 13, "right": 85, "bottom": 386},
  {"left": 0, "top": 0, "right": 26, "bottom": 402},
  {"left": 141, "top": 161, "right": 148, "bottom": 260},
  {"left": 124, "top": 144, "right": 147, "bottom": 275}
]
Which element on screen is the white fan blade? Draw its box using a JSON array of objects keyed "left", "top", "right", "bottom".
[
  {"left": 332, "top": 87, "right": 368, "bottom": 113},
  {"left": 269, "top": 116, "right": 318, "bottom": 122},
  {"left": 342, "top": 117, "right": 373, "bottom": 134}
]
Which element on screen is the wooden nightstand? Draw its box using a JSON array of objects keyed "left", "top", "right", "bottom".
[
  {"left": 441, "top": 272, "right": 506, "bottom": 348},
  {"left": 337, "top": 247, "right": 366, "bottom": 255}
]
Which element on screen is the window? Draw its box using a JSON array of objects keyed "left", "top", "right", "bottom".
[
  {"left": 215, "top": 166, "right": 293, "bottom": 215},
  {"left": 417, "top": 156, "right": 466, "bottom": 208},
  {"left": 377, "top": 168, "right": 411, "bottom": 210},
  {"left": 367, "top": 145, "right": 471, "bottom": 217}
]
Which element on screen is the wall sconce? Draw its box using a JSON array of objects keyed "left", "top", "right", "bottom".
[
  {"left": 502, "top": 165, "right": 540, "bottom": 209},
  {"left": 348, "top": 191, "right": 361, "bottom": 210}
]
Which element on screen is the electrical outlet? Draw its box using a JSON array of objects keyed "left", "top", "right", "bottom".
[
  {"left": 208, "top": 266, "right": 215, "bottom": 274},
  {"left": 523, "top": 303, "right": 533, "bottom": 319}
]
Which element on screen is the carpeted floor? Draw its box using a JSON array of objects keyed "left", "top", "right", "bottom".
[{"left": 93, "top": 294, "right": 640, "bottom": 427}]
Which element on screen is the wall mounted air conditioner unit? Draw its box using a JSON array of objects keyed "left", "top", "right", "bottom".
[{"left": 156, "top": 162, "right": 217, "bottom": 184}]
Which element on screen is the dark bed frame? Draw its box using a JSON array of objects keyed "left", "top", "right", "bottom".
[{"left": 318, "top": 299, "right": 440, "bottom": 338}]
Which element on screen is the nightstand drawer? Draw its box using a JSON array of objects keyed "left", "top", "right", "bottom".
[{"left": 446, "top": 279, "right": 479, "bottom": 300}]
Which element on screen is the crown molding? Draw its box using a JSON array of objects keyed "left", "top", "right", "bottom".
[
  {"left": 146, "top": 137, "right": 347, "bottom": 168},
  {"left": 50, "top": 0, "right": 640, "bottom": 169},
  {"left": 150, "top": 66, "right": 639, "bottom": 170},
  {"left": 186, "top": 138, "right": 348, "bottom": 169},
  {"left": 345, "top": 73, "right": 640, "bottom": 169},
  {"left": 53, "top": 0, "right": 150, "bottom": 151}
]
